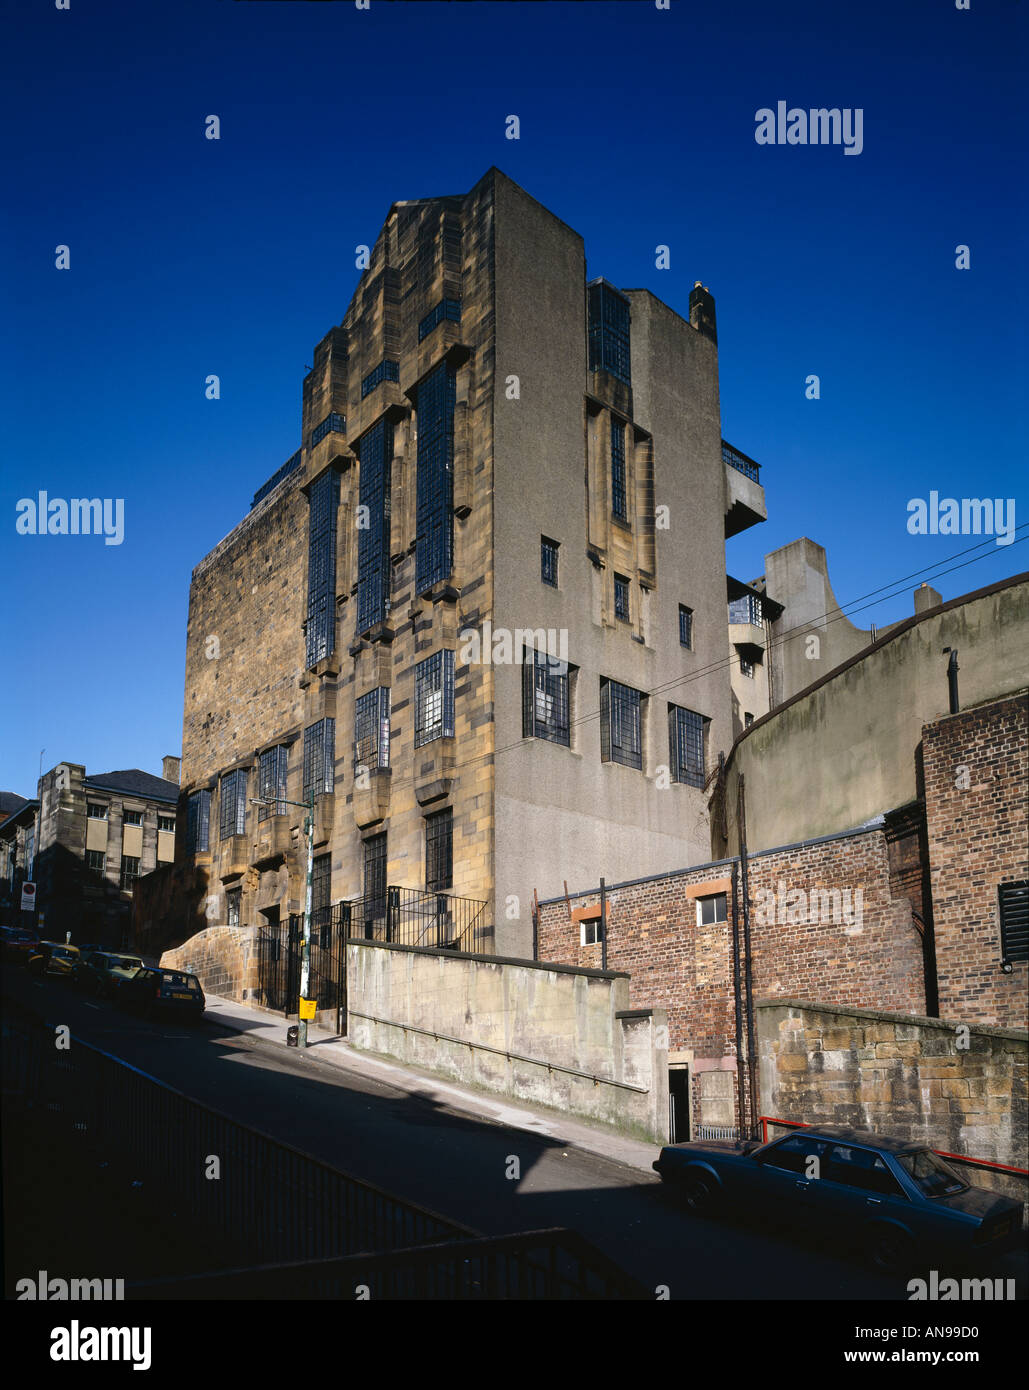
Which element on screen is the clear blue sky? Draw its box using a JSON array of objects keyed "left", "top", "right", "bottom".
[{"left": 1, "top": 0, "right": 1025, "bottom": 798}]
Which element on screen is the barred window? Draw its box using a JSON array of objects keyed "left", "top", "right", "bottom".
[
  {"left": 999, "top": 880, "right": 1028, "bottom": 963},
  {"left": 587, "top": 280, "right": 631, "bottom": 385},
  {"left": 600, "top": 679, "right": 643, "bottom": 770},
  {"left": 522, "top": 649, "right": 571, "bottom": 746},
  {"left": 414, "top": 650, "right": 455, "bottom": 747},
  {"left": 123, "top": 809, "right": 144, "bottom": 826},
  {"left": 219, "top": 768, "right": 248, "bottom": 839},
  {"left": 418, "top": 298, "right": 461, "bottom": 342},
  {"left": 614, "top": 574, "right": 630, "bottom": 621},
  {"left": 258, "top": 747, "right": 288, "bottom": 820},
  {"left": 361, "top": 359, "right": 399, "bottom": 398},
  {"left": 120, "top": 856, "right": 140, "bottom": 889},
  {"left": 356, "top": 417, "right": 393, "bottom": 632},
  {"left": 226, "top": 888, "right": 241, "bottom": 928},
  {"left": 354, "top": 688, "right": 391, "bottom": 771},
  {"left": 425, "top": 809, "right": 453, "bottom": 894},
  {"left": 86, "top": 849, "right": 106, "bottom": 875},
  {"left": 303, "top": 719, "right": 335, "bottom": 800},
  {"left": 669, "top": 705, "right": 707, "bottom": 788},
  {"left": 187, "top": 789, "right": 211, "bottom": 852},
  {"left": 305, "top": 467, "right": 340, "bottom": 668},
  {"left": 312, "top": 853, "right": 332, "bottom": 917},
  {"left": 363, "top": 833, "right": 387, "bottom": 917},
  {"left": 679, "top": 604, "right": 694, "bottom": 650},
  {"left": 541, "top": 536, "right": 559, "bottom": 587},
  {"left": 87, "top": 803, "right": 108, "bottom": 820},
  {"left": 415, "top": 362, "right": 456, "bottom": 593},
  {"left": 310, "top": 412, "right": 346, "bottom": 448},
  {"left": 610, "top": 418, "right": 627, "bottom": 522},
  {"left": 739, "top": 656, "right": 754, "bottom": 678}
]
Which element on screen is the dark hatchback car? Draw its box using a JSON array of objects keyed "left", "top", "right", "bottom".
[
  {"left": 120, "top": 967, "right": 205, "bottom": 1021},
  {"left": 653, "top": 1125, "right": 1025, "bottom": 1270}
]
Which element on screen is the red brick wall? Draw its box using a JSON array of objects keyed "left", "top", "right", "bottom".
[{"left": 923, "top": 692, "right": 1029, "bottom": 1028}]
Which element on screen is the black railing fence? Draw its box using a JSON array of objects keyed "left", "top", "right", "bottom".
[
  {"left": 350, "top": 885, "right": 492, "bottom": 954},
  {"left": 721, "top": 440, "right": 761, "bottom": 482}
]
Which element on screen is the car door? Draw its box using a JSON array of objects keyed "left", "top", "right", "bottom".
[
  {"left": 749, "top": 1134, "right": 831, "bottom": 1226},
  {"left": 818, "top": 1143, "right": 912, "bottom": 1244}
]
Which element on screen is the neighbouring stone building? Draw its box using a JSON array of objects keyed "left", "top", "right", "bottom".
[
  {"left": 537, "top": 572, "right": 1029, "bottom": 1141},
  {"left": 1, "top": 758, "right": 181, "bottom": 946},
  {"left": 140, "top": 167, "right": 771, "bottom": 974}
]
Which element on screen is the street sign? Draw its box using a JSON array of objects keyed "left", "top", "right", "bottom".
[
  {"left": 20, "top": 882, "right": 36, "bottom": 912},
  {"left": 299, "top": 997, "right": 317, "bottom": 1021}
]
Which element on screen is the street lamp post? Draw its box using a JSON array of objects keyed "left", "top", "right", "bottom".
[{"left": 252, "top": 789, "right": 316, "bottom": 1048}]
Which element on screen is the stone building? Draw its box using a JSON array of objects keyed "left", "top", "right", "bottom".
[
  {"left": 150, "top": 167, "right": 768, "bottom": 968},
  {"left": 537, "top": 572, "right": 1029, "bottom": 1138},
  {"left": 1, "top": 758, "right": 181, "bottom": 945},
  {"left": 0, "top": 792, "right": 37, "bottom": 926}
]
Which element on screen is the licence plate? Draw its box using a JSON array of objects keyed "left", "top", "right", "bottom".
[{"left": 171, "top": 992, "right": 192, "bottom": 1000}]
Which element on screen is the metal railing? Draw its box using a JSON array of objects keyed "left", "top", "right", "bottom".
[
  {"left": 722, "top": 441, "right": 761, "bottom": 482},
  {"left": 3, "top": 1014, "right": 467, "bottom": 1267},
  {"left": 350, "top": 885, "right": 493, "bottom": 954},
  {"left": 128, "top": 1229, "right": 648, "bottom": 1300}
]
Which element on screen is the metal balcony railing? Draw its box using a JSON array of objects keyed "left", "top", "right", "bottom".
[{"left": 722, "top": 441, "right": 761, "bottom": 482}]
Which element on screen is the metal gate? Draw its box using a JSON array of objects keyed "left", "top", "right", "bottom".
[{"left": 256, "top": 903, "right": 349, "bottom": 1035}]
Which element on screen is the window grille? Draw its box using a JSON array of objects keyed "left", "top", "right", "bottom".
[
  {"left": 354, "top": 688, "right": 391, "bottom": 771},
  {"left": 414, "top": 650, "right": 455, "bottom": 747},
  {"left": 258, "top": 747, "right": 288, "bottom": 820},
  {"left": 219, "top": 768, "right": 248, "bottom": 839},
  {"left": 522, "top": 650, "right": 570, "bottom": 746},
  {"left": 187, "top": 789, "right": 211, "bottom": 851},
  {"left": 669, "top": 705, "right": 707, "bottom": 787},
  {"left": 303, "top": 720, "right": 335, "bottom": 800},
  {"left": 425, "top": 809, "right": 453, "bottom": 894},
  {"left": 415, "top": 362, "right": 456, "bottom": 592},
  {"left": 601, "top": 680, "right": 642, "bottom": 770},
  {"left": 356, "top": 418, "right": 393, "bottom": 632}
]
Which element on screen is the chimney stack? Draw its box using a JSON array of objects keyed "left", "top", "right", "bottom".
[
  {"left": 914, "top": 582, "right": 942, "bottom": 616},
  {"left": 162, "top": 755, "right": 181, "bottom": 786},
  {"left": 689, "top": 281, "right": 717, "bottom": 344}
]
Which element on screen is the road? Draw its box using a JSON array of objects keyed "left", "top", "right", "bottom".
[{"left": 3, "top": 966, "right": 1025, "bottom": 1301}]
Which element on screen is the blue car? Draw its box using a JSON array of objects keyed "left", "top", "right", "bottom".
[{"left": 653, "top": 1124, "right": 1024, "bottom": 1271}]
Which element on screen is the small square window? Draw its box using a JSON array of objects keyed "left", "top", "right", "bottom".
[
  {"left": 580, "top": 916, "right": 604, "bottom": 946},
  {"left": 679, "top": 605, "right": 693, "bottom": 650},
  {"left": 740, "top": 657, "right": 754, "bottom": 678},
  {"left": 696, "top": 894, "right": 727, "bottom": 926},
  {"left": 158, "top": 816, "right": 175, "bottom": 833},
  {"left": 744, "top": 712, "right": 754, "bottom": 728},
  {"left": 541, "top": 536, "right": 559, "bottom": 587},
  {"left": 86, "top": 849, "right": 106, "bottom": 875},
  {"left": 614, "top": 575, "right": 630, "bottom": 621},
  {"left": 123, "top": 809, "right": 144, "bottom": 826},
  {"left": 87, "top": 803, "right": 108, "bottom": 820}
]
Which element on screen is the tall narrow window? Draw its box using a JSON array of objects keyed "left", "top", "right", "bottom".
[
  {"left": 258, "top": 746, "right": 289, "bottom": 820},
  {"left": 523, "top": 650, "right": 571, "bottom": 746},
  {"left": 311, "top": 853, "right": 332, "bottom": 921},
  {"left": 86, "top": 849, "right": 107, "bottom": 875},
  {"left": 363, "top": 833, "right": 387, "bottom": 919},
  {"left": 998, "top": 881, "right": 1028, "bottom": 963},
  {"left": 226, "top": 888, "right": 241, "bottom": 928},
  {"left": 415, "top": 362, "right": 456, "bottom": 593},
  {"left": 187, "top": 789, "right": 211, "bottom": 852},
  {"left": 354, "top": 688, "right": 391, "bottom": 771},
  {"left": 541, "top": 536, "right": 559, "bottom": 587},
  {"left": 219, "top": 768, "right": 248, "bottom": 839},
  {"left": 305, "top": 468, "right": 340, "bottom": 668},
  {"left": 669, "top": 705, "right": 707, "bottom": 788},
  {"left": 614, "top": 574, "right": 630, "bottom": 621},
  {"left": 587, "top": 280, "right": 631, "bottom": 385},
  {"left": 414, "top": 650, "right": 455, "bottom": 747},
  {"left": 303, "top": 719, "right": 335, "bottom": 800},
  {"left": 600, "top": 680, "right": 643, "bottom": 770},
  {"left": 679, "top": 604, "right": 694, "bottom": 650},
  {"left": 356, "top": 418, "right": 393, "bottom": 632},
  {"left": 425, "top": 809, "right": 453, "bottom": 893},
  {"left": 120, "top": 856, "right": 140, "bottom": 889},
  {"left": 610, "top": 418, "right": 627, "bottom": 522}
]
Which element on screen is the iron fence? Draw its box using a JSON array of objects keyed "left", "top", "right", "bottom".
[
  {"left": 256, "top": 903, "right": 348, "bottom": 1030},
  {"left": 721, "top": 440, "right": 761, "bottom": 482},
  {"left": 349, "top": 885, "right": 492, "bottom": 954},
  {"left": 128, "top": 1229, "right": 648, "bottom": 1300}
]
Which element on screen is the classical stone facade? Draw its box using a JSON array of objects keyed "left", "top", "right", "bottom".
[{"left": 150, "top": 167, "right": 766, "bottom": 980}]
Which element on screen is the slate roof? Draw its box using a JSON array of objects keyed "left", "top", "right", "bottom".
[
  {"left": 84, "top": 770, "right": 179, "bottom": 804},
  {"left": 0, "top": 791, "right": 29, "bottom": 819}
]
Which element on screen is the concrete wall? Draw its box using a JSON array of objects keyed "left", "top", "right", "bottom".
[
  {"left": 758, "top": 999, "right": 1028, "bottom": 1205},
  {"left": 717, "top": 574, "right": 1029, "bottom": 857},
  {"left": 347, "top": 939, "right": 669, "bottom": 1142}
]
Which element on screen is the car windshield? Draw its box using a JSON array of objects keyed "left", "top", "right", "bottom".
[
  {"left": 51, "top": 947, "right": 76, "bottom": 960},
  {"left": 898, "top": 1150, "right": 968, "bottom": 1197},
  {"left": 113, "top": 958, "right": 142, "bottom": 969}
]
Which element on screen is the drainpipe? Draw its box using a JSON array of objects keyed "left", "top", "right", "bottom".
[
  {"left": 737, "top": 774, "right": 760, "bottom": 1137},
  {"left": 730, "top": 861, "right": 746, "bottom": 1138},
  {"left": 942, "top": 648, "right": 960, "bottom": 714},
  {"left": 600, "top": 876, "right": 607, "bottom": 972}
]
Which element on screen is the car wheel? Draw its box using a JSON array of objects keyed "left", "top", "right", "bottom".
[
  {"left": 866, "top": 1224, "right": 915, "bottom": 1273},
  {"left": 680, "top": 1171, "right": 718, "bottom": 1215}
]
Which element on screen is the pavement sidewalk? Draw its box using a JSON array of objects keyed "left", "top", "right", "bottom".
[{"left": 202, "top": 992, "right": 660, "bottom": 1178}]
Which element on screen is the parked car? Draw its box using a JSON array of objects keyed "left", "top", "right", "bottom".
[
  {"left": 653, "top": 1124, "right": 1024, "bottom": 1271},
  {"left": 1, "top": 925, "right": 39, "bottom": 964},
  {"left": 26, "top": 941, "right": 81, "bottom": 979},
  {"left": 73, "top": 950, "right": 144, "bottom": 997},
  {"left": 119, "top": 967, "right": 206, "bottom": 1021}
]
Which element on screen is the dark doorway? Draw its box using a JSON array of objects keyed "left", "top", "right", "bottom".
[{"left": 669, "top": 1066, "right": 690, "bottom": 1142}]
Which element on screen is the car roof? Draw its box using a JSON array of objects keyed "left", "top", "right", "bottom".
[{"left": 778, "top": 1125, "right": 927, "bottom": 1155}]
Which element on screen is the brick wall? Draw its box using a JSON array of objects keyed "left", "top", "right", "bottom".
[{"left": 923, "top": 692, "right": 1029, "bottom": 1028}]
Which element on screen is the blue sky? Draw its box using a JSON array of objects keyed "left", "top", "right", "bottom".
[{"left": 1, "top": 0, "right": 1025, "bottom": 797}]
